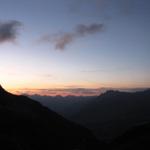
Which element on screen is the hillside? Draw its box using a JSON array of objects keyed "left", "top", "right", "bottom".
[
  {"left": 0, "top": 85, "right": 101, "bottom": 150},
  {"left": 71, "top": 90, "right": 150, "bottom": 141}
]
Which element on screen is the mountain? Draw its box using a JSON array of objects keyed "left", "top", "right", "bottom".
[
  {"left": 0, "top": 85, "right": 102, "bottom": 150},
  {"left": 111, "top": 122, "right": 150, "bottom": 149},
  {"left": 70, "top": 89, "right": 150, "bottom": 142},
  {"left": 29, "top": 95, "right": 95, "bottom": 119}
]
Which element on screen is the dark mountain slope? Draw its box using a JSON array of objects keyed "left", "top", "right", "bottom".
[
  {"left": 30, "top": 95, "right": 95, "bottom": 119},
  {"left": 111, "top": 122, "right": 150, "bottom": 149},
  {"left": 72, "top": 89, "right": 150, "bottom": 141},
  {"left": 0, "top": 85, "right": 102, "bottom": 150}
]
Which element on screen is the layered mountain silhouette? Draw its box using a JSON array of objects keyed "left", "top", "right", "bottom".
[
  {"left": 30, "top": 89, "right": 150, "bottom": 142},
  {"left": 69, "top": 89, "right": 150, "bottom": 141},
  {"left": 3, "top": 85, "right": 150, "bottom": 149},
  {"left": 30, "top": 95, "right": 95, "bottom": 119},
  {"left": 0, "top": 85, "right": 101, "bottom": 150},
  {"left": 29, "top": 89, "right": 150, "bottom": 149}
]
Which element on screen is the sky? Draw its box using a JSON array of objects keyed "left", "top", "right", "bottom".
[{"left": 0, "top": 0, "right": 150, "bottom": 96}]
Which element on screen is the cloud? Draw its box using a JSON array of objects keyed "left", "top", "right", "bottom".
[
  {"left": 76, "top": 23, "right": 104, "bottom": 36},
  {"left": 54, "top": 33, "right": 74, "bottom": 50},
  {"left": 0, "top": 20, "right": 22, "bottom": 43},
  {"left": 39, "top": 23, "right": 104, "bottom": 50},
  {"left": 12, "top": 88, "right": 101, "bottom": 96}
]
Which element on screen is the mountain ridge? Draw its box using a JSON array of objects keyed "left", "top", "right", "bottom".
[
  {"left": 0, "top": 85, "right": 102, "bottom": 150},
  {"left": 70, "top": 89, "right": 150, "bottom": 141}
]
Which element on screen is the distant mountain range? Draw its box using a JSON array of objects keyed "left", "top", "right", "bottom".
[
  {"left": 31, "top": 89, "right": 150, "bottom": 143},
  {"left": 30, "top": 95, "right": 96, "bottom": 119},
  {"left": 0, "top": 85, "right": 101, "bottom": 150},
  {"left": 71, "top": 89, "right": 150, "bottom": 141}
]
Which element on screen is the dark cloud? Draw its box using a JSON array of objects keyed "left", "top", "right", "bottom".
[
  {"left": 0, "top": 20, "right": 22, "bottom": 43},
  {"left": 40, "top": 23, "right": 104, "bottom": 50},
  {"left": 54, "top": 33, "right": 74, "bottom": 50},
  {"left": 76, "top": 23, "right": 104, "bottom": 36}
]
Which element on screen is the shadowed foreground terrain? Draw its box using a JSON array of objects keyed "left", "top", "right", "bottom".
[
  {"left": 0, "top": 85, "right": 101, "bottom": 150},
  {"left": 111, "top": 122, "right": 150, "bottom": 149},
  {"left": 1, "top": 85, "right": 150, "bottom": 150}
]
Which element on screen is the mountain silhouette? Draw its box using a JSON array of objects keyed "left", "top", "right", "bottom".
[
  {"left": 71, "top": 89, "right": 150, "bottom": 142},
  {"left": 111, "top": 122, "right": 150, "bottom": 149},
  {"left": 30, "top": 95, "right": 95, "bottom": 119},
  {"left": 0, "top": 85, "right": 102, "bottom": 150}
]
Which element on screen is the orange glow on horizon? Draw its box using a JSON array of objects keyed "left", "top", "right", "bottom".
[
  {"left": 5, "top": 84, "right": 150, "bottom": 97},
  {"left": 1, "top": 79, "right": 149, "bottom": 96}
]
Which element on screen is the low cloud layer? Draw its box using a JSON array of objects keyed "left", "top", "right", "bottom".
[
  {"left": 10, "top": 87, "right": 148, "bottom": 97},
  {"left": 40, "top": 23, "right": 104, "bottom": 50},
  {"left": 0, "top": 20, "right": 22, "bottom": 43},
  {"left": 12, "top": 88, "right": 102, "bottom": 96}
]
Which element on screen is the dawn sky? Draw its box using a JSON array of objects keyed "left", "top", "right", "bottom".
[{"left": 0, "top": 0, "right": 150, "bottom": 95}]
